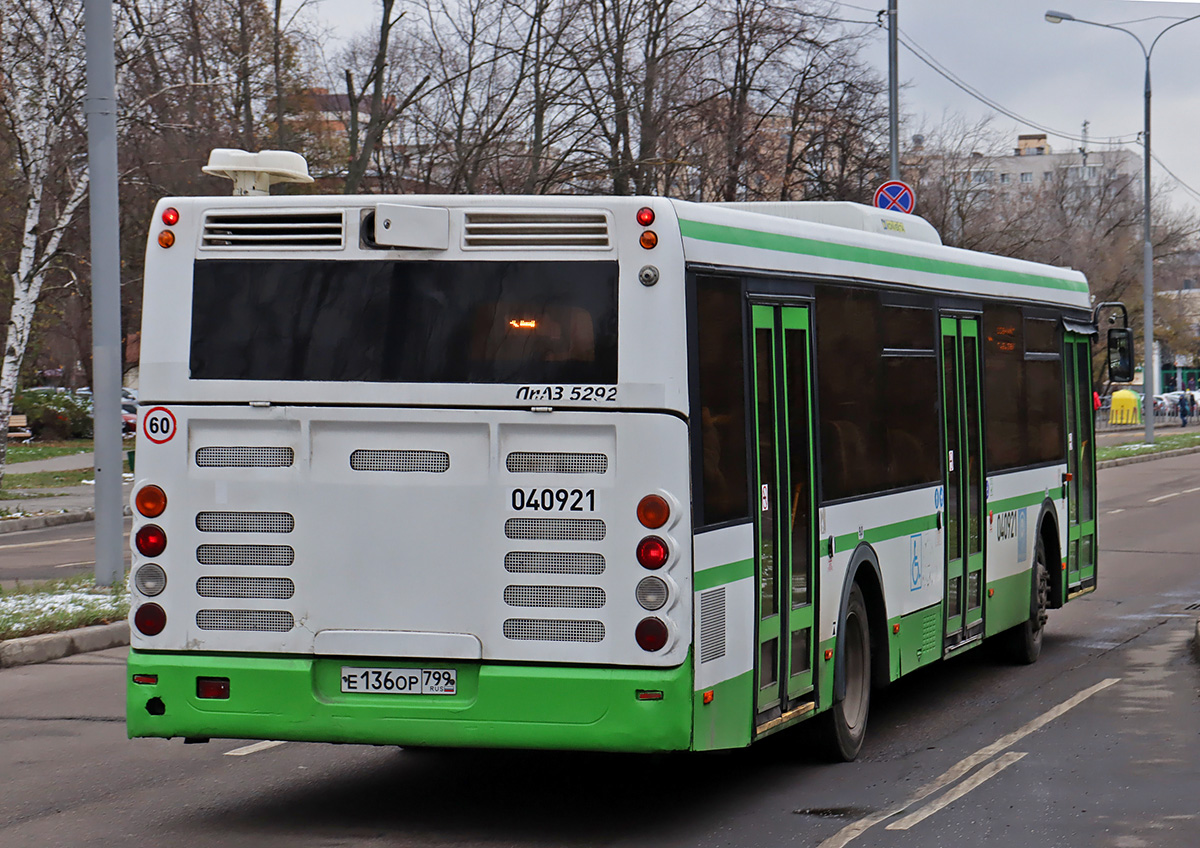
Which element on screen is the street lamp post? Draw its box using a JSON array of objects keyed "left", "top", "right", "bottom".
[{"left": 1046, "top": 9, "right": 1200, "bottom": 445}]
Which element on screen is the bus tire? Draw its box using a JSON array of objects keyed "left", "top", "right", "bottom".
[
  {"left": 822, "top": 583, "right": 871, "bottom": 762},
  {"left": 1007, "top": 535, "right": 1050, "bottom": 665}
]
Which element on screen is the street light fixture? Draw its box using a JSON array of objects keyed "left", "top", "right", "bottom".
[{"left": 1046, "top": 8, "right": 1200, "bottom": 444}]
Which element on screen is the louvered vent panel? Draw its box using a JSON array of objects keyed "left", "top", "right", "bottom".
[
  {"left": 504, "top": 552, "right": 605, "bottom": 575},
  {"left": 506, "top": 452, "right": 608, "bottom": 474},
  {"left": 196, "top": 609, "right": 294, "bottom": 631},
  {"left": 503, "top": 585, "right": 606, "bottom": 609},
  {"left": 196, "top": 544, "right": 295, "bottom": 566},
  {"left": 502, "top": 618, "right": 605, "bottom": 642},
  {"left": 202, "top": 212, "right": 344, "bottom": 248},
  {"left": 504, "top": 518, "right": 605, "bottom": 541},
  {"left": 699, "top": 587, "right": 727, "bottom": 663},
  {"left": 195, "top": 446, "right": 294, "bottom": 468},
  {"left": 350, "top": 450, "right": 450, "bottom": 473},
  {"left": 196, "top": 512, "right": 295, "bottom": 533},
  {"left": 464, "top": 212, "right": 610, "bottom": 249},
  {"left": 196, "top": 576, "right": 295, "bottom": 599}
]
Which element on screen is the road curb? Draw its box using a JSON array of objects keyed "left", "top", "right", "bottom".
[
  {"left": 1194, "top": 621, "right": 1200, "bottom": 665},
  {"left": 0, "top": 621, "right": 128, "bottom": 668},
  {"left": 0, "top": 509, "right": 95, "bottom": 535},
  {"left": 1097, "top": 444, "right": 1200, "bottom": 470}
]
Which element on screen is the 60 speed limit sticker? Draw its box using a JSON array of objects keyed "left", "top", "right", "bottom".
[{"left": 142, "top": 407, "right": 177, "bottom": 444}]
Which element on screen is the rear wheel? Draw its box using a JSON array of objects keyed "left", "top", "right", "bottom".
[
  {"left": 1007, "top": 535, "right": 1050, "bottom": 664},
  {"left": 822, "top": 583, "right": 871, "bottom": 762}
]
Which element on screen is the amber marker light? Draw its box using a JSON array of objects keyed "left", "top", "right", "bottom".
[
  {"left": 639, "top": 230, "right": 658, "bottom": 249},
  {"left": 136, "top": 485, "right": 167, "bottom": 518},
  {"left": 157, "top": 230, "right": 175, "bottom": 248},
  {"left": 161, "top": 207, "right": 180, "bottom": 226},
  {"left": 637, "top": 494, "right": 670, "bottom": 529}
]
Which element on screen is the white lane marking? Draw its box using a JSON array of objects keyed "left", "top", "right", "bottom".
[
  {"left": 1184, "top": 487, "right": 1200, "bottom": 494},
  {"left": 224, "top": 740, "right": 287, "bottom": 757},
  {"left": 54, "top": 561, "right": 96, "bottom": 568},
  {"left": 885, "top": 752, "right": 1027, "bottom": 830},
  {"left": 1148, "top": 492, "right": 1180, "bottom": 503},
  {"left": 816, "top": 678, "right": 1120, "bottom": 848},
  {"left": 0, "top": 537, "right": 92, "bottom": 551},
  {"left": 1107, "top": 509, "right": 1125, "bottom": 514}
]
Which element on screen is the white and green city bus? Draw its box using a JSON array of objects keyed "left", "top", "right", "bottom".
[{"left": 127, "top": 151, "right": 1125, "bottom": 760}]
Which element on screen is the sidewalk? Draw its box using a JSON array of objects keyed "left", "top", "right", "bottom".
[{"left": 1, "top": 451, "right": 131, "bottom": 534}]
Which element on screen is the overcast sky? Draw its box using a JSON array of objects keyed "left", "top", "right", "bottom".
[{"left": 306, "top": 0, "right": 1200, "bottom": 209}]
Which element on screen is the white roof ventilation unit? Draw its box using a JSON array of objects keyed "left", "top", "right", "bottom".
[{"left": 202, "top": 149, "right": 314, "bottom": 196}]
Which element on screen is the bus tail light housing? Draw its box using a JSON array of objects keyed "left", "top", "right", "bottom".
[
  {"left": 637, "top": 494, "right": 669, "bottom": 529},
  {"left": 196, "top": 678, "right": 230, "bottom": 700},
  {"left": 161, "top": 207, "right": 180, "bottom": 226},
  {"left": 636, "top": 207, "right": 655, "bottom": 226},
  {"left": 636, "top": 536, "right": 668, "bottom": 569},
  {"left": 636, "top": 617, "right": 669, "bottom": 652},
  {"left": 134, "top": 564, "right": 167, "bottom": 596},
  {"left": 135, "top": 485, "right": 167, "bottom": 518},
  {"left": 135, "top": 524, "right": 167, "bottom": 557},
  {"left": 134, "top": 603, "right": 167, "bottom": 636}
]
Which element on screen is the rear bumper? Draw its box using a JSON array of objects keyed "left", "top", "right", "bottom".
[{"left": 126, "top": 649, "right": 694, "bottom": 752}]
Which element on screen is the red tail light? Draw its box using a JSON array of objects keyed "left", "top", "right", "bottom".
[
  {"left": 636, "top": 536, "right": 669, "bottom": 569},
  {"left": 196, "top": 678, "right": 230, "bottom": 699},
  {"left": 135, "top": 524, "right": 167, "bottom": 557},
  {"left": 134, "top": 603, "right": 167, "bottom": 636},
  {"left": 636, "top": 617, "right": 669, "bottom": 652},
  {"left": 636, "top": 206, "right": 655, "bottom": 226},
  {"left": 161, "top": 207, "right": 180, "bottom": 226}
]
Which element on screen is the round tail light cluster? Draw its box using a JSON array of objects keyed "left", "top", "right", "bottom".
[
  {"left": 136, "top": 485, "right": 167, "bottom": 518},
  {"left": 135, "top": 524, "right": 167, "bottom": 557},
  {"left": 158, "top": 207, "right": 179, "bottom": 249},
  {"left": 636, "top": 617, "right": 669, "bottom": 652},
  {"left": 134, "top": 563, "right": 167, "bottom": 596},
  {"left": 636, "top": 536, "right": 669, "bottom": 570},
  {"left": 637, "top": 494, "right": 669, "bottom": 529},
  {"left": 134, "top": 603, "right": 167, "bottom": 636}
]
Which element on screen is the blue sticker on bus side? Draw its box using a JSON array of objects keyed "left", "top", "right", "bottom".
[
  {"left": 910, "top": 533, "right": 922, "bottom": 591},
  {"left": 1017, "top": 508, "right": 1028, "bottom": 563}
]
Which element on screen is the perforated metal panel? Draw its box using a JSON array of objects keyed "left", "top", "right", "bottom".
[
  {"left": 699, "top": 587, "right": 727, "bottom": 663},
  {"left": 506, "top": 452, "right": 608, "bottom": 474},
  {"left": 195, "top": 512, "right": 295, "bottom": 533},
  {"left": 195, "top": 446, "right": 294, "bottom": 468},
  {"left": 504, "top": 518, "right": 606, "bottom": 541},
  {"left": 195, "top": 609, "right": 295, "bottom": 631},
  {"left": 503, "top": 585, "right": 606, "bottom": 609},
  {"left": 196, "top": 576, "right": 295, "bottom": 599},
  {"left": 502, "top": 618, "right": 605, "bottom": 642},
  {"left": 196, "top": 544, "right": 295, "bottom": 566},
  {"left": 504, "top": 551, "right": 605, "bottom": 575},
  {"left": 350, "top": 449, "right": 450, "bottom": 473}
]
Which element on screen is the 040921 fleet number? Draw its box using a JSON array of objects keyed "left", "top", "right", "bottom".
[{"left": 511, "top": 488, "right": 595, "bottom": 512}]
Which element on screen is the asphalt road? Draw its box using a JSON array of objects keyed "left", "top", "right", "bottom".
[
  {"left": 0, "top": 519, "right": 131, "bottom": 588},
  {"left": 1, "top": 457, "right": 1198, "bottom": 847}
]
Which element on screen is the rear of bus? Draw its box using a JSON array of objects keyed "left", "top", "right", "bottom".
[{"left": 126, "top": 195, "right": 698, "bottom": 752}]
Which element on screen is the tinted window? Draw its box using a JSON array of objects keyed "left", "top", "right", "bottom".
[
  {"left": 816, "top": 289, "right": 939, "bottom": 500},
  {"left": 190, "top": 260, "right": 618, "bottom": 383},
  {"left": 694, "top": 277, "right": 748, "bottom": 525}
]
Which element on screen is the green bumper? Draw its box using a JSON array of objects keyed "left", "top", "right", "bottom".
[{"left": 127, "top": 649, "right": 694, "bottom": 752}]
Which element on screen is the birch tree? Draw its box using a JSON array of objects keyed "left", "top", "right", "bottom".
[{"left": 0, "top": 0, "right": 91, "bottom": 488}]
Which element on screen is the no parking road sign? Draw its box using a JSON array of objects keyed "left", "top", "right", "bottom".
[{"left": 874, "top": 180, "right": 915, "bottom": 214}]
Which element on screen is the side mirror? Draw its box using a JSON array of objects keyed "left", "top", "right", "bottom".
[{"left": 1107, "top": 328, "right": 1134, "bottom": 382}]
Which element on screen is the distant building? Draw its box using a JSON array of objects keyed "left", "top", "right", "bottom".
[{"left": 959, "top": 133, "right": 1140, "bottom": 191}]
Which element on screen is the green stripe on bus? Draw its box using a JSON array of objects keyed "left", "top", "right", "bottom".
[
  {"left": 833, "top": 512, "right": 940, "bottom": 553},
  {"left": 694, "top": 558, "right": 754, "bottom": 592},
  {"left": 988, "top": 488, "right": 1062, "bottom": 513},
  {"left": 678, "top": 219, "right": 1088, "bottom": 294}
]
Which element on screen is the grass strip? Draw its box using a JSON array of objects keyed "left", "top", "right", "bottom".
[
  {"left": 1096, "top": 430, "right": 1200, "bottom": 462},
  {"left": 6, "top": 440, "right": 95, "bottom": 463},
  {"left": 0, "top": 575, "right": 129, "bottom": 641}
]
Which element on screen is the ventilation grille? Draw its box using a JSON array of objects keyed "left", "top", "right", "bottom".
[
  {"left": 196, "top": 609, "right": 295, "bottom": 631},
  {"left": 503, "top": 618, "right": 605, "bottom": 642},
  {"left": 196, "top": 576, "right": 295, "bottom": 599},
  {"left": 920, "top": 608, "right": 940, "bottom": 659},
  {"left": 197, "top": 544, "right": 295, "bottom": 567},
  {"left": 196, "top": 512, "right": 295, "bottom": 534},
  {"left": 504, "top": 585, "right": 606, "bottom": 609},
  {"left": 505, "top": 551, "right": 605, "bottom": 575},
  {"left": 464, "top": 212, "right": 609, "bottom": 249},
  {"left": 196, "top": 446, "right": 294, "bottom": 468},
  {"left": 202, "top": 211, "right": 344, "bottom": 249},
  {"left": 699, "top": 587, "right": 727, "bottom": 663},
  {"left": 506, "top": 452, "right": 608, "bottom": 474},
  {"left": 505, "top": 518, "right": 606, "bottom": 541},
  {"left": 350, "top": 449, "right": 450, "bottom": 473}
]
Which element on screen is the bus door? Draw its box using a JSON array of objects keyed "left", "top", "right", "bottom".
[
  {"left": 1064, "top": 334, "right": 1097, "bottom": 595},
  {"left": 750, "top": 304, "right": 817, "bottom": 726},
  {"left": 941, "top": 316, "right": 985, "bottom": 651}
]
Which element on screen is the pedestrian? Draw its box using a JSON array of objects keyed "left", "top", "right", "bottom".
[{"left": 1180, "top": 394, "right": 1190, "bottom": 427}]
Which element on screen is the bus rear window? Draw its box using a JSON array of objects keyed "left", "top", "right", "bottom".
[{"left": 189, "top": 259, "right": 618, "bottom": 384}]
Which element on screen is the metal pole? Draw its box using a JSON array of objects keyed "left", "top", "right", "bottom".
[
  {"left": 1142, "top": 56, "right": 1154, "bottom": 444},
  {"left": 84, "top": 0, "right": 124, "bottom": 586},
  {"left": 888, "top": 0, "right": 900, "bottom": 181}
]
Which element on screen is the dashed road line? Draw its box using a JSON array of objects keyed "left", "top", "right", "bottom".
[
  {"left": 886, "top": 751, "right": 1028, "bottom": 830},
  {"left": 225, "top": 740, "right": 287, "bottom": 757},
  {"left": 1148, "top": 492, "right": 1180, "bottom": 503}
]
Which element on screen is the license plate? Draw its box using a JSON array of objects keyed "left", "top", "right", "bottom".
[{"left": 340, "top": 666, "right": 457, "bottom": 695}]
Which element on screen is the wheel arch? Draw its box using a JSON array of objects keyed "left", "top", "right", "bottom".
[
  {"left": 833, "top": 543, "right": 890, "bottom": 702},
  {"left": 1035, "top": 499, "right": 1064, "bottom": 609}
]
